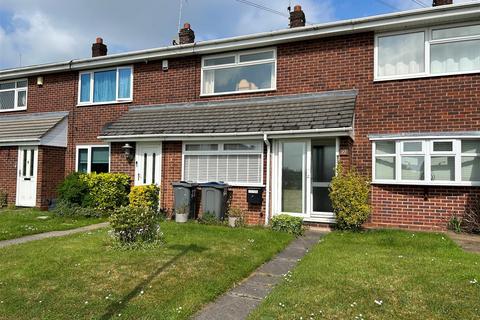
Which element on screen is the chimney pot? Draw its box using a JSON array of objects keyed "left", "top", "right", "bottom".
[
  {"left": 433, "top": 0, "right": 453, "bottom": 6},
  {"left": 92, "top": 37, "right": 107, "bottom": 57},
  {"left": 179, "top": 23, "right": 195, "bottom": 44},
  {"left": 289, "top": 4, "right": 306, "bottom": 28}
]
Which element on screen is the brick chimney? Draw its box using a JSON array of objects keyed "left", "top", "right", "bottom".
[
  {"left": 289, "top": 5, "right": 306, "bottom": 28},
  {"left": 92, "top": 37, "right": 107, "bottom": 57},
  {"left": 179, "top": 23, "right": 195, "bottom": 44},
  {"left": 433, "top": 0, "right": 453, "bottom": 6}
]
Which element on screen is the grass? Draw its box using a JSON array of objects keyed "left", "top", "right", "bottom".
[
  {"left": 249, "top": 230, "right": 480, "bottom": 320},
  {"left": 0, "top": 208, "right": 105, "bottom": 241},
  {"left": 0, "top": 222, "right": 292, "bottom": 319}
]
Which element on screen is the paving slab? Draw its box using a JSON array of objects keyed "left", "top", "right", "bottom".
[
  {"left": 0, "top": 222, "right": 109, "bottom": 249},
  {"left": 448, "top": 231, "right": 480, "bottom": 254},
  {"left": 193, "top": 230, "right": 324, "bottom": 320}
]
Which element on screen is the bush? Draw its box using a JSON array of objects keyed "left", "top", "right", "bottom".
[
  {"left": 57, "top": 172, "right": 90, "bottom": 207},
  {"left": 448, "top": 215, "right": 463, "bottom": 233},
  {"left": 227, "top": 207, "right": 245, "bottom": 227},
  {"left": 198, "top": 212, "right": 225, "bottom": 225},
  {"left": 129, "top": 185, "right": 160, "bottom": 212},
  {"left": 83, "top": 173, "right": 131, "bottom": 213},
  {"left": 463, "top": 197, "right": 480, "bottom": 234},
  {"left": 329, "top": 165, "right": 371, "bottom": 231},
  {"left": 53, "top": 199, "right": 102, "bottom": 218},
  {"left": 109, "top": 206, "right": 163, "bottom": 245},
  {"left": 270, "top": 214, "right": 304, "bottom": 236},
  {"left": 0, "top": 190, "right": 7, "bottom": 208}
]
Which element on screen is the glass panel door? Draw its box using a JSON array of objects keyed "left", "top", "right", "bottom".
[
  {"left": 281, "top": 141, "right": 306, "bottom": 214},
  {"left": 311, "top": 140, "right": 336, "bottom": 214}
]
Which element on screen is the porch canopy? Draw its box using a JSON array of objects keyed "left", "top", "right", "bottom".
[
  {"left": 99, "top": 90, "right": 356, "bottom": 141},
  {"left": 0, "top": 111, "right": 68, "bottom": 147}
]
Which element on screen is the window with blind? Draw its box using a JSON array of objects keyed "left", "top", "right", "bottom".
[
  {"left": 372, "top": 138, "right": 480, "bottom": 186},
  {"left": 76, "top": 146, "right": 110, "bottom": 173},
  {"left": 0, "top": 79, "right": 27, "bottom": 112},
  {"left": 375, "top": 23, "right": 480, "bottom": 80},
  {"left": 201, "top": 49, "right": 276, "bottom": 95},
  {"left": 183, "top": 142, "right": 263, "bottom": 186}
]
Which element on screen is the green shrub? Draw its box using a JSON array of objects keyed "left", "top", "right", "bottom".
[
  {"left": 0, "top": 190, "right": 7, "bottom": 208},
  {"left": 53, "top": 199, "right": 102, "bottom": 218},
  {"left": 270, "top": 214, "right": 304, "bottom": 236},
  {"left": 83, "top": 173, "right": 131, "bottom": 213},
  {"left": 109, "top": 206, "right": 163, "bottom": 245},
  {"left": 129, "top": 185, "right": 160, "bottom": 212},
  {"left": 448, "top": 215, "right": 463, "bottom": 233},
  {"left": 57, "top": 172, "right": 90, "bottom": 206},
  {"left": 329, "top": 165, "right": 371, "bottom": 231},
  {"left": 227, "top": 207, "right": 245, "bottom": 227},
  {"left": 198, "top": 212, "right": 225, "bottom": 225}
]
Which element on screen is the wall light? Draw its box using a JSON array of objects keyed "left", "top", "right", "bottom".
[
  {"left": 37, "top": 76, "right": 44, "bottom": 86},
  {"left": 121, "top": 143, "right": 134, "bottom": 162}
]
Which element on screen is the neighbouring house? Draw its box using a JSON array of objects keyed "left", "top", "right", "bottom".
[{"left": 1, "top": 1, "right": 479, "bottom": 230}]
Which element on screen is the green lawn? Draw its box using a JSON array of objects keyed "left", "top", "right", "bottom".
[
  {"left": 0, "top": 208, "right": 105, "bottom": 241},
  {"left": 0, "top": 222, "right": 292, "bottom": 319},
  {"left": 250, "top": 230, "right": 480, "bottom": 320}
]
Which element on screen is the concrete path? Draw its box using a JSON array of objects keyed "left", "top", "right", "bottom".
[
  {"left": 448, "top": 231, "right": 480, "bottom": 254},
  {"left": 193, "top": 230, "right": 324, "bottom": 320},
  {"left": 0, "top": 222, "right": 109, "bottom": 249}
]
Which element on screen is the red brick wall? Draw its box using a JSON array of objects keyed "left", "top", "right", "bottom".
[
  {"left": 1, "top": 31, "right": 479, "bottom": 229},
  {"left": 0, "top": 147, "right": 18, "bottom": 206},
  {"left": 36, "top": 146, "right": 66, "bottom": 209}
]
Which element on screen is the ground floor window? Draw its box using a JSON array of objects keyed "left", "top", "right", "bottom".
[
  {"left": 183, "top": 141, "right": 263, "bottom": 186},
  {"left": 372, "top": 138, "right": 480, "bottom": 185},
  {"left": 76, "top": 145, "right": 110, "bottom": 173}
]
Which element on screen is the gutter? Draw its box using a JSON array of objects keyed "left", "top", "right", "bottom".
[
  {"left": 1, "top": 3, "right": 480, "bottom": 80},
  {"left": 97, "top": 127, "right": 353, "bottom": 141}
]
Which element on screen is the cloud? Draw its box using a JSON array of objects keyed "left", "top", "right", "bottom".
[{"left": 0, "top": 0, "right": 336, "bottom": 69}]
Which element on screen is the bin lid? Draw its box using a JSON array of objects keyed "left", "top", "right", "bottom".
[
  {"left": 199, "top": 182, "right": 229, "bottom": 189},
  {"left": 172, "top": 181, "right": 199, "bottom": 188}
]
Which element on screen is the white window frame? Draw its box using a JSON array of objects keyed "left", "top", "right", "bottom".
[
  {"left": 374, "top": 22, "right": 480, "bottom": 81},
  {"left": 0, "top": 78, "right": 28, "bottom": 112},
  {"left": 182, "top": 141, "right": 264, "bottom": 187},
  {"left": 77, "top": 66, "right": 133, "bottom": 106},
  {"left": 200, "top": 48, "right": 277, "bottom": 97},
  {"left": 372, "top": 137, "right": 480, "bottom": 186},
  {"left": 75, "top": 145, "right": 111, "bottom": 173}
]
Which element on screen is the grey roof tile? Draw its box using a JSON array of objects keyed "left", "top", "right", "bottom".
[{"left": 101, "top": 90, "right": 356, "bottom": 137}]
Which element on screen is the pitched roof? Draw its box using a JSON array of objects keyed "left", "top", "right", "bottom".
[
  {"left": 0, "top": 111, "right": 69, "bottom": 145},
  {"left": 100, "top": 90, "right": 356, "bottom": 139}
]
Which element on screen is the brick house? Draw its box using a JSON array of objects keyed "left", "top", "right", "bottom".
[{"left": 1, "top": 1, "right": 479, "bottom": 230}]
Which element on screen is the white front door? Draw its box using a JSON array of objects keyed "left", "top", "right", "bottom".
[
  {"left": 16, "top": 146, "right": 38, "bottom": 207},
  {"left": 273, "top": 138, "right": 338, "bottom": 222},
  {"left": 135, "top": 143, "right": 162, "bottom": 185}
]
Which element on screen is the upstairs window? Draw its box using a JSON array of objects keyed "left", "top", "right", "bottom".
[
  {"left": 78, "top": 66, "right": 132, "bottom": 105},
  {"left": 372, "top": 137, "right": 480, "bottom": 186},
  {"left": 375, "top": 23, "right": 480, "bottom": 80},
  {"left": 201, "top": 49, "right": 276, "bottom": 95},
  {"left": 0, "top": 79, "right": 27, "bottom": 112},
  {"left": 183, "top": 141, "right": 263, "bottom": 186}
]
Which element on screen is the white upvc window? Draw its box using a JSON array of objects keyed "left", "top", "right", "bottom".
[
  {"left": 372, "top": 137, "right": 480, "bottom": 186},
  {"left": 76, "top": 145, "right": 110, "bottom": 173},
  {"left": 375, "top": 22, "right": 480, "bottom": 80},
  {"left": 182, "top": 141, "right": 264, "bottom": 186},
  {"left": 78, "top": 66, "right": 133, "bottom": 105},
  {"left": 0, "top": 79, "right": 28, "bottom": 112},
  {"left": 201, "top": 48, "right": 277, "bottom": 96}
]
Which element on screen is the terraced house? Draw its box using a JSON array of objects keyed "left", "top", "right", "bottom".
[{"left": 1, "top": 0, "right": 479, "bottom": 230}]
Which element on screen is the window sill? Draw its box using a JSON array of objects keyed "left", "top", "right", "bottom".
[
  {"left": 200, "top": 88, "right": 276, "bottom": 97},
  {"left": 0, "top": 107, "right": 27, "bottom": 113},
  {"left": 374, "top": 69, "right": 480, "bottom": 82},
  {"left": 77, "top": 100, "right": 132, "bottom": 107},
  {"left": 372, "top": 180, "right": 480, "bottom": 187}
]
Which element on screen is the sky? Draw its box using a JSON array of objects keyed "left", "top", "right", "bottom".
[{"left": 0, "top": 0, "right": 475, "bottom": 70}]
